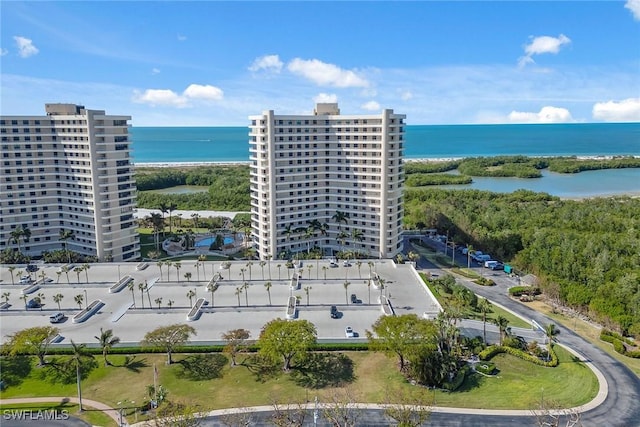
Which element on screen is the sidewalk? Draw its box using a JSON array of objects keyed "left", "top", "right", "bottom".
[{"left": 0, "top": 396, "right": 125, "bottom": 426}]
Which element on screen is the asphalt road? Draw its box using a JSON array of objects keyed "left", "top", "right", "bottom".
[{"left": 411, "top": 236, "right": 640, "bottom": 427}]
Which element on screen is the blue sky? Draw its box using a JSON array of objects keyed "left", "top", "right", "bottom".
[{"left": 1, "top": 1, "right": 639, "bottom": 126}]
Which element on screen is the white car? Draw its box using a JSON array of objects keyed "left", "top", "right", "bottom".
[{"left": 345, "top": 326, "right": 355, "bottom": 338}]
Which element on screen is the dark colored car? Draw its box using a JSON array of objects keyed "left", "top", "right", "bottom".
[
  {"left": 350, "top": 293, "right": 358, "bottom": 304},
  {"left": 330, "top": 305, "right": 339, "bottom": 318},
  {"left": 26, "top": 298, "right": 41, "bottom": 309},
  {"left": 26, "top": 264, "right": 39, "bottom": 273}
]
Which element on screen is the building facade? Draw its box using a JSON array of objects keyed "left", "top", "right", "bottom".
[
  {"left": 249, "top": 103, "right": 405, "bottom": 260},
  {"left": 1, "top": 104, "right": 140, "bottom": 262}
]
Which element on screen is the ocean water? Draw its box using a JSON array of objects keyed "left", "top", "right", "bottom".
[
  {"left": 130, "top": 123, "right": 640, "bottom": 197},
  {"left": 130, "top": 123, "right": 640, "bottom": 163}
]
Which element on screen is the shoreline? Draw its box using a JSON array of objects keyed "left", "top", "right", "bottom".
[{"left": 133, "top": 155, "right": 640, "bottom": 168}]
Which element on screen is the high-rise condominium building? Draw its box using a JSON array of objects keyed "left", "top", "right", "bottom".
[
  {"left": 0, "top": 104, "right": 140, "bottom": 261},
  {"left": 249, "top": 103, "right": 405, "bottom": 260}
]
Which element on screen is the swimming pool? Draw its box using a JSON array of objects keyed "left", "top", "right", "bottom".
[{"left": 195, "top": 236, "right": 234, "bottom": 248}]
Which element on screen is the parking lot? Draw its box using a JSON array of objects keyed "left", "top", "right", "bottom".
[{"left": 0, "top": 259, "right": 441, "bottom": 346}]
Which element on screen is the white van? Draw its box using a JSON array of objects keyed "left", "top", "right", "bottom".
[{"left": 484, "top": 260, "right": 499, "bottom": 269}]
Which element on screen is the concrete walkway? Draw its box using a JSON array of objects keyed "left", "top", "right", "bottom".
[{"left": 0, "top": 396, "right": 126, "bottom": 426}]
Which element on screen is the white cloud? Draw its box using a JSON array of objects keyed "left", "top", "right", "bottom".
[
  {"left": 287, "top": 58, "right": 369, "bottom": 88},
  {"left": 183, "top": 84, "right": 224, "bottom": 101},
  {"left": 625, "top": 0, "right": 640, "bottom": 20},
  {"left": 313, "top": 93, "right": 338, "bottom": 103},
  {"left": 0, "top": 48, "right": 8, "bottom": 56},
  {"left": 518, "top": 34, "right": 571, "bottom": 68},
  {"left": 132, "top": 83, "right": 223, "bottom": 107},
  {"left": 592, "top": 97, "right": 640, "bottom": 122},
  {"left": 177, "top": 34, "right": 187, "bottom": 41},
  {"left": 508, "top": 106, "right": 574, "bottom": 123},
  {"left": 151, "top": 68, "right": 160, "bottom": 75},
  {"left": 13, "top": 36, "right": 39, "bottom": 58},
  {"left": 248, "top": 54, "right": 283, "bottom": 73},
  {"left": 361, "top": 101, "right": 380, "bottom": 111},
  {"left": 132, "top": 89, "right": 188, "bottom": 107}
]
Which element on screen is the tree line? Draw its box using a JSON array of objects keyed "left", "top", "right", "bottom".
[{"left": 404, "top": 188, "right": 640, "bottom": 337}]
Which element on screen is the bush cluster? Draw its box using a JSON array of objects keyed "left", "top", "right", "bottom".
[
  {"left": 508, "top": 286, "right": 541, "bottom": 297},
  {"left": 479, "top": 345, "right": 558, "bottom": 367},
  {"left": 600, "top": 330, "right": 640, "bottom": 358},
  {"left": 442, "top": 364, "right": 471, "bottom": 391}
]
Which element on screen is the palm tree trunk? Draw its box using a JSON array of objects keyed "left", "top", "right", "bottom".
[{"left": 77, "top": 363, "right": 83, "bottom": 411}]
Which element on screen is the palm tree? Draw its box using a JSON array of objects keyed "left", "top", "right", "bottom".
[
  {"left": 239, "top": 267, "right": 247, "bottom": 282},
  {"left": 59, "top": 229, "right": 75, "bottom": 264},
  {"left": 68, "top": 340, "right": 94, "bottom": 411},
  {"left": 155, "top": 297, "right": 163, "bottom": 309},
  {"left": 322, "top": 266, "right": 328, "bottom": 280},
  {"left": 191, "top": 212, "right": 201, "bottom": 230},
  {"left": 82, "top": 263, "right": 90, "bottom": 283},
  {"left": 276, "top": 264, "right": 282, "bottom": 280},
  {"left": 61, "top": 265, "right": 71, "bottom": 284},
  {"left": 174, "top": 261, "right": 182, "bottom": 283},
  {"left": 545, "top": 323, "right": 557, "bottom": 348},
  {"left": 242, "top": 282, "right": 249, "bottom": 306},
  {"left": 343, "top": 281, "right": 351, "bottom": 304},
  {"left": 351, "top": 228, "right": 364, "bottom": 255},
  {"left": 234, "top": 286, "right": 243, "bottom": 307},
  {"left": 246, "top": 262, "right": 254, "bottom": 280},
  {"left": 156, "top": 261, "right": 165, "bottom": 281},
  {"left": 74, "top": 294, "right": 84, "bottom": 309},
  {"left": 367, "top": 261, "right": 374, "bottom": 277},
  {"left": 264, "top": 282, "right": 272, "bottom": 305},
  {"left": 307, "top": 264, "right": 313, "bottom": 280},
  {"left": 332, "top": 211, "right": 350, "bottom": 230},
  {"left": 194, "top": 262, "right": 201, "bottom": 281},
  {"left": 186, "top": 289, "right": 196, "bottom": 308},
  {"left": 495, "top": 315, "right": 510, "bottom": 346},
  {"left": 167, "top": 300, "right": 174, "bottom": 309},
  {"left": 159, "top": 203, "right": 169, "bottom": 236},
  {"left": 21, "top": 294, "right": 28, "bottom": 309},
  {"left": 56, "top": 271, "right": 62, "bottom": 284},
  {"left": 167, "top": 202, "right": 178, "bottom": 234},
  {"left": 8, "top": 266, "right": 16, "bottom": 285},
  {"left": 127, "top": 281, "right": 136, "bottom": 307},
  {"left": 9, "top": 226, "right": 31, "bottom": 252},
  {"left": 148, "top": 213, "right": 164, "bottom": 251},
  {"left": 304, "top": 286, "right": 312, "bottom": 306},
  {"left": 94, "top": 328, "right": 120, "bottom": 366},
  {"left": 74, "top": 266, "right": 83, "bottom": 283},
  {"left": 184, "top": 272, "right": 192, "bottom": 282},
  {"left": 145, "top": 281, "right": 152, "bottom": 308},
  {"left": 2, "top": 292, "right": 11, "bottom": 304},
  {"left": 53, "top": 293, "right": 64, "bottom": 310},
  {"left": 165, "top": 261, "right": 173, "bottom": 281},
  {"left": 207, "top": 282, "right": 219, "bottom": 307},
  {"left": 138, "top": 282, "right": 146, "bottom": 309},
  {"left": 259, "top": 260, "right": 267, "bottom": 280},
  {"left": 478, "top": 298, "right": 493, "bottom": 345}
]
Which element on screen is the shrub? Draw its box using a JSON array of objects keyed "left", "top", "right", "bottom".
[
  {"left": 479, "top": 345, "right": 558, "bottom": 367},
  {"left": 613, "top": 339, "right": 626, "bottom": 355},
  {"left": 442, "top": 365, "right": 470, "bottom": 391},
  {"left": 508, "top": 286, "right": 540, "bottom": 297},
  {"left": 475, "top": 362, "right": 496, "bottom": 375}
]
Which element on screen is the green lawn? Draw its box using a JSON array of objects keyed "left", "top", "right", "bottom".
[{"left": 1, "top": 347, "right": 598, "bottom": 413}]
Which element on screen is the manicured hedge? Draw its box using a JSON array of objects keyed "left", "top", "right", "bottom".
[
  {"left": 479, "top": 345, "right": 558, "bottom": 367},
  {"left": 474, "top": 277, "right": 496, "bottom": 286},
  {"left": 443, "top": 364, "right": 471, "bottom": 391}
]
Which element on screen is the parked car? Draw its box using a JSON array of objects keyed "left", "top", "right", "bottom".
[
  {"left": 345, "top": 326, "right": 355, "bottom": 338},
  {"left": 343, "top": 260, "right": 351, "bottom": 267},
  {"left": 330, "top": 305, "right": 339, "bottom": 319},
  {"left": 19, "top": 276, "right": 32, "bottom": 285},
  {"left": 26, "top": 299, "right": 41, "bottom": 309},
  {"left": 49, "top": 312, "right": 65, "bottom": 323},
  {"left": 26, "top": 264, "right": 39, "bottom": 273},
  {"left": 491, "top": 262, "right": 504, "bottom": 271},
  {"left": 350, "top": 293, "right": 358, "bottom": 304},
  {"left": 329, "top": 258, "right": 338, "bottom": 267}
]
